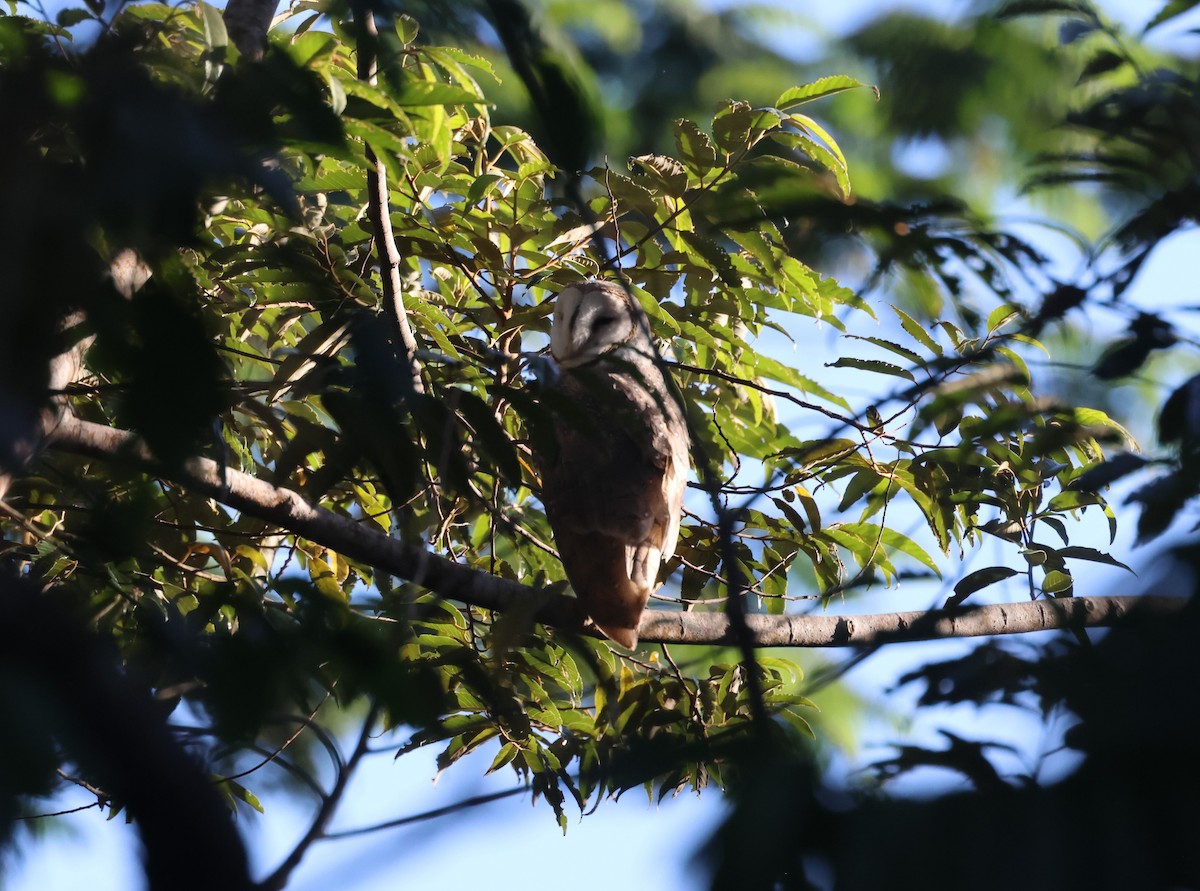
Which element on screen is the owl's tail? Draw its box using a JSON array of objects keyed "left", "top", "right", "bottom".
[{"left": 556, "top": 531, "right": 657, "bottom": 649}]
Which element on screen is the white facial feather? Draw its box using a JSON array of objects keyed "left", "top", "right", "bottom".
[{"left": 550, "top": 283, "right": 640, "bottom": 368}]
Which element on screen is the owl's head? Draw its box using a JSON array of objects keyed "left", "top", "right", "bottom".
[{"left": 550, "top": 281, "right": 651, "bottom": 369}]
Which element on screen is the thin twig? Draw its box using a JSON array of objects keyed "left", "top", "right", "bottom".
[
  {"left": 259, "top": 701, "right": 382, "bottom": 891},
  {"left": 17, "top": 801, "right": 106, "bottom": 820},
  {"left": 323, "top": 785, "right": 528, "bottom": 839}
]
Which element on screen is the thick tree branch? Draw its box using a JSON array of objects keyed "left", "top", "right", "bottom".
[
  {"left": 222, "top": 0, "right": 280, "bottom": 60},
  {"left": 46, "top": 415, "right": 1186, "bottom": 647},
  {"left": 637, "top": 595, "right": 1184, "bottom": 646},
  {"left": 49, "top": 414, "right": 570, "bottom": 619},
  {"left": 0, "top": 576, "right": 254, "bottom": 891}
]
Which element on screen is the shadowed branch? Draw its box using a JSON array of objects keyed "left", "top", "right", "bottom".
[{"left": 47, "top": 414, "right": 1185, "bottom": 648}]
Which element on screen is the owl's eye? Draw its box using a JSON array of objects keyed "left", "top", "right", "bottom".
[{"left": 594, "top": 315, "right": 618, "bottom": 328}]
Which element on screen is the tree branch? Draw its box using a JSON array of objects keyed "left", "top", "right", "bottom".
[
  {"left": 323, "top": 785, "right": 528, "bottom": 839},
  {"left": 356, "top": 9, "right": 426, "bottom": 395},
  {"left": 46, "top": 415, "right": 1186, "bottom": 647},
  {"left": 222, "top": 0, "right": 279, "bottom": 61},
  {"left": 259, "top": 703, "right": 379, "bottom": 891},
  {"left": 0, "top": 575, "right": 254, "bottom": 891}
]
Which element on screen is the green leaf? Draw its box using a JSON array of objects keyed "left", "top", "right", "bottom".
[
  {"left": 827, "top": 357, "right": 915, "bottom": 381},
  {"left": 467, "top": 173, "right": 505, "bottom": 203},
  {"left": 845, "top": 335, "right": 924, "bottom": 365},
  {"left": 1056, "top": 546, "right": 1133, "bottom": 573},
  {"left": 780, "top": 117, "right": 851, "bottom": 196},
  {"left": 1077, "top": 49, "right": 1127, "bottom": 82},
  {"left": 487, "top": 742, "right": 520, "bottom": 774},
  {"left": 453, "top": 390, "right": 523, "bottom": 486},
  {"left": 395, "top": 13, "right": 419, "bottom": 44},
  {"left": 325, "top": 72, "right": 347, "bottom": 116},
  {"left": 424, "top": 45, "right": 499, "bottom": 80},
  {"left": 986, "top": 303, "right": 1023, "bottom": 333},
  {"left": 946, "top": 566, "right": 1019, "bottom": 607},
  {"left": 891, "top": 305, "right": 943, "bottom": 356},
  {"left": 213, "top": 777, "right": 264, "bottom": 814},
  {"left": 197, "top": 0, "right": 228, "bottom": 49},
  {"left": 748, "top": 354, "right": 852, "bottom": 409},
  {"left": 393, "top": 80, "right": 483, "bottom": 107},
  {"left": 287, "top": 31, "right": 337, "bottom": 68},
  {"left": 1042, "top": 569, "right": 1074, "bottom": 596},
  {"left": 1068, "top": 453, "right": 1147, "bottom": 492},
  {"left": 1069, "top": 407, "right": 1137, "bottom": 448},
  {"left": 776, "top": 76, "right": 876, "bottom": 109},
  {"left": 55, "top": 7, "right": 92, "bottom": 26},
  {"left": 1145, "top": 0, "right": 1200, "bottom": 32},
  {"left": 674, "top": 118, "right": 718, "bottom": 176},
  {"left": 839, "top": 522, "right": 941, "bottom": 576},
  {"left": 838, "top": 469, "right": 882, "bottom": 512},
  {"left": 712, "top": 100, "right": 760, "bottom": 152}
]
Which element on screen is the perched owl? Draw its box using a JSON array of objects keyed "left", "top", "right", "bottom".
[{"left": 539, "top": 281, "right": 689, "bottom": 648}]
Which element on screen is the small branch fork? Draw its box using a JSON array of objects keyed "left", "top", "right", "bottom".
[{"left": 46, "top": 415, "right": 1186, "bottom": 648}]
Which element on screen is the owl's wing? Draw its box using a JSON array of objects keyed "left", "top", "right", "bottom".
[
  {"left": 541, "top": 372, "right": 671, "bottom": 544},
  {"left": 540, "top": 360, "right": 689, "bottom": 649},
  {"left": 540, "top": 418, "right": 658, "bottom": 648},
  {"left": 639, "top": 374, "right": 688, "bottom": 564}
]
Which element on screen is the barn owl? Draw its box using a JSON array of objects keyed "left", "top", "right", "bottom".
[{"left": 539, "top": 281, "right": 689, "bottom": 648}]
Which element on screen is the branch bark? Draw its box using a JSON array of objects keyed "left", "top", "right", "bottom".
[
  {"left": 0, "top": 575, "right": 254, "bottom": 891},
  {"left": 222, "top": 0, "right": 280, "bottom": 61},
  {"left": 357, "top": 9, "right": 426, "bottom": 395},
  {"left": 46, "top": 415, "right": 1186, "bottom": 648}
]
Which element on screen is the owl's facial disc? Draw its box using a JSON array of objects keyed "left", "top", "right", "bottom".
[{"left": 551, "top": 283, "right": 639, "bottom": 368}]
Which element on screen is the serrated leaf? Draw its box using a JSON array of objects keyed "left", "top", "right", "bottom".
[
  {"left": 892, "top": 305, "right": 943, "bottom": 356},
  {"left": 827, "top": 357, "right": 915, "bottom": 381},
  {"left": 393, "top": 80, "right": 482, "bottom": 107},
  {"left": 712, "top": 100, "right": 759, "bottom": 152},
  {"left": 1057, "top": 546, "right": 1133, "bottom": 573},
  {"left": 674, "top": 119, "right": 718, "bottom": 176},
  {"left": 630, "top": 154, "right": 688, "bottom": 196},
  {"left": 776, "top": 75, "right": 876, "bottom": 109},
  {"left": 424, "top": 45, "right": 498, "bottom": 79}
]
